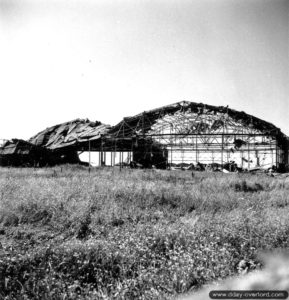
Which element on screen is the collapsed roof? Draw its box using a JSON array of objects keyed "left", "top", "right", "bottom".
[
  {"left": 109, "top": 101, "right": 286, "bottom": 139},
  {"left": 0, "top": 139, "right": 46, "bottom": 155},
  {"left": 29, "top": 119, "right": 110, "bottom": 150},
  {"left": 0, "top": 139, "right": 52, "bottom": 167}
]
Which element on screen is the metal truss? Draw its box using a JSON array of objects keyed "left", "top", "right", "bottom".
[{"left": 104, "top": 101, "right": 288, "bottom": 169}]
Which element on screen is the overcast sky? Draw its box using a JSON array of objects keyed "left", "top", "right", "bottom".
[{"left": 0, "top": 0, "right": 288, "bottom": 140}]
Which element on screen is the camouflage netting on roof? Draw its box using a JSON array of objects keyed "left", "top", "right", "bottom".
[{"left": 29, "top": 119, "right": 111, "bottom": 150}]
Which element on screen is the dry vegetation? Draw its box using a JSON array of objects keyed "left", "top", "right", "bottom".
[{"left": 0, "top": 166, "right": 289, "bottom": 299}]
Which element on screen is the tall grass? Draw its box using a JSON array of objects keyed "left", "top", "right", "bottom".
[{"left": 0, "top": 166, "right": 289, "bottom": 299}]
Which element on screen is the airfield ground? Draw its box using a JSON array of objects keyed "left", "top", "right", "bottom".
[{"left": 0, "top": 166, "right": 288, "bottom": 299}]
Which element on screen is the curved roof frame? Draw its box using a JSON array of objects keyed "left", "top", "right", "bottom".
[{"left": 109, "top": 101, "right": 286, "bottom": 139}]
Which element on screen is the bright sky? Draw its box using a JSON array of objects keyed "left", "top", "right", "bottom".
[{"left": 0, "top": 0, "right": 288, "bottom": 140}]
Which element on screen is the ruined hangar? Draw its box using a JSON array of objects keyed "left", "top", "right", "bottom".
[
  {"left": 1, "top": 101, "right": 288, "bottom": 171},
  {"left": 105, "top": 101, "right": 288, "bottom": 171}
]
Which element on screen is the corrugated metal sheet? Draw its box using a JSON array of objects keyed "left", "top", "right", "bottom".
[
  {"left": 0, "top": 139, "right": 56, "bottom": 167},
  {"left": 0, "top": 139, "right": 42, "bottom": 156},
  {"left": 0, "top": 145, "right": 17, "bottom": 155},
  {"left": 29, "top": 119, "right": 110, "bottom": 150}
]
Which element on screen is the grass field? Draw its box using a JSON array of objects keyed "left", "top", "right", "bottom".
[{"left": 0, "top": 166, "right": 289, "bottom": 299}]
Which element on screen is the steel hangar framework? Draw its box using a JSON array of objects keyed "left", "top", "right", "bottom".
[{"left": 103, "top": 101, "right": 288, "bottom": 170}]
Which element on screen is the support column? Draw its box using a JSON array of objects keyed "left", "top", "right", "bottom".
[
  {"left": 196, "top": 135, "right": 198, "bottom": 165},
  {"left": 221, "top": 135, "right": 224, "bottom": 167},
  {"left": 101, "top": 141, "right": 104, "bottom": 166},
  {"left": 88, "top": 139, "right": 91, "bottom": 173},
  {"left": 114, "top": 141, "right": 116, "bottom": 167},
  {"left": 248, "top": 137, "right": 250, "bottom": 170},
  {"left": 276, "top": 141, "right": 278, "bottom": 169}
]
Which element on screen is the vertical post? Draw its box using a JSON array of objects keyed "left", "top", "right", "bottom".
[
  {"left": 174, "top": 132, "right": 177, "bottom": 165},
  {"left": 221, "top": 134, "right": 224, "bottom": 167},
  {"left": 113, "top": 140, "right": 116, "bottom": 167},
  {"left": 120, "top": 151, "right": 122, "bottom": 171},
  {"left": 131, "top": 138, "right": 133, "bottom": 166},
  {"left": 181, "top": 142, "right": 184, "bottom": 168},
  {"left": 276, "top": 139, "right": 278, "bottom": 169},
  {"left": 88, "top": 139, "right": 91, "bottom": 173},
  {"left": 227, "top": 135, "right": 230, "bottom": 162},
  {"left": 101, "top": 139, "right": 103, "bottom": 166},
  {"left": 170, "top": 124, "right": 173, "bottom": 169},
  {"left": 221, "top": 117, "right": 226, "bottom": 168},
  {"left": 196, "top": 135, "right": 198, "bottom": 165},
  {"left": 248, "top": 136, "right": 250, "bottom": 170},
  {"left": 142, "top": 112, "right": 145, "bottom": 137},
  {"left": 239, "top": 135, "right": 243, "bottom": 169}
]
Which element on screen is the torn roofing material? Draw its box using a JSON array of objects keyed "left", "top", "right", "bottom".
[
  {"left": 0, "top": 139, "right": 48, "bottom": 155},
  {"left": 0, "top": 139, "right": 58, "bottom": 167},
  {"left": 109, "top": 101, "right": 286, "bottom": 138},
  {"left": 29, "top": 119, "right": 111, "bottom": 150}
]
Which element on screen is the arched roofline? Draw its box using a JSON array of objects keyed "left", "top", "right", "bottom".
[{"left": 110, "top": 100, "right": 286, "bottom": 138}]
